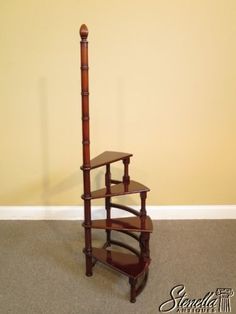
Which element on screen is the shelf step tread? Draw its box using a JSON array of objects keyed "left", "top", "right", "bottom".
[
  {"left": 91, "top": 216, "right": 153, "bottom": 232},
  {"left": 84, "top": 180, "right": 150, "bottom": 200},
  {"left": 89, "top": 151, "right": 133, "bottom": 169},
  {"left": 92, "top": 247, "right": 150, "bottom": 279}
]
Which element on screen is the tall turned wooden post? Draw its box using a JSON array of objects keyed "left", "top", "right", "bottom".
[
  {"left": 79, "top": 24, "right": 153, "bottom": 302},
  {"left": 80, "top": 24, "right": 93, "bottom": 277}
]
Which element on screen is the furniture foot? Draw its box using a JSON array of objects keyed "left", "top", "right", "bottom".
[
  {"left": 83, "top": 248, "right": 93, "bottom": 276},
  {"left": 85, "top": 255, "right": 93, "bottom": 276},
  {"left": 129, "top": 277, "right": 137, "bottom": 303}
]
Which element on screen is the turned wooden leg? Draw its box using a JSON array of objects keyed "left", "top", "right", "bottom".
[
  {"left": 139, "top": 191, "right": 150, "bottom": 260},
  {"left": 85, "top": 253, "right": 93, "bottom": 276},
  {"left": 105, "top": 165, "right": 111, "bottom": 246},
  {"left": 139, "top": 232, "right": 150, "bottom": 259},
  {"left": 84, "top": 198, "right": 93, "bottom": 277},
  {"left": 83, "top": 242, "right": 93, "bottom": 277},
  {"left": 84, "top": 228, "right": 93, "bottom": 276},
  {"left": 129, "top": 277, "right": 137, "bottom": 303}
]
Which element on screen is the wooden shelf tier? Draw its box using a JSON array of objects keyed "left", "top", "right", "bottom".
[
  {"left": 81, "top": 151, "right": 133, "bottom": 170},
  {"left": 90, "top": 216, "right": 153, "bottom": 232},
  {"left": 92, "top": 247, "right": 150, "bottom": 279},
  {"left": 82, "top": 180, "right": 150, "bottom": 200}
]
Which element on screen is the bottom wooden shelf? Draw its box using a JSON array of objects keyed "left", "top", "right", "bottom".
[{"left": 92, "top": 247, "right": 150, "bottom": 279}]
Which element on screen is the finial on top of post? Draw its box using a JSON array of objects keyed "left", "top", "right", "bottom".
[{"left": 80, "top": 24, "right": 89, "bottom": 40}]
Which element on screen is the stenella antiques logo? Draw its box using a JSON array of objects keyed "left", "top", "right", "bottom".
[{"left": 159, "top": 284, "right": 234, "bottom": 313}]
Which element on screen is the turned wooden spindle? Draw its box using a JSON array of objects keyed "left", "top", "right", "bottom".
[
  {"left": 139, "top": 232, "right": 150, "bottom": 260},
  {"left": 105, "top": 164, "right": 111, "bottom": 245},
  {"left": 139, "top": 191, "right": 149, "bottom": 260},
  {"left": 105, "top": 164, "right": 111, "bottom": 194},
  {"left": 140, "top": 191, "right": 147, "bottom": 217},
  {"left": 123, "top": 157, "right": 130, "bottom": 184}
]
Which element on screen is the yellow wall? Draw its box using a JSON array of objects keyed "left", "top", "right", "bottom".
[{"left": 1, "top": 0, "right": 236, "bottom": 205}]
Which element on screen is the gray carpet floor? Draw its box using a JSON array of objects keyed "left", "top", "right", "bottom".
[{"left": 0, "top": 220, "right": 235, "bottom": 314}]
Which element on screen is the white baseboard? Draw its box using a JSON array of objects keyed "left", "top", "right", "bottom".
[{"left": 0, "top": 205, "right": 236, "bottom": 220}]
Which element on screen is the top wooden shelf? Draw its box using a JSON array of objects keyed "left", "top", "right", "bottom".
[{"left": 81, "top": 151, "right": 133, "bottom": 170}]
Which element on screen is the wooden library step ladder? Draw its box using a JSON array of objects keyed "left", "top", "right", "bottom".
[{"left": 80, "top": 25, "right": 153, "bottom": 303}]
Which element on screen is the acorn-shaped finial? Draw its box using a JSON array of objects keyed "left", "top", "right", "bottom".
[{"left": 80, "top": 24, "right": 89, "bottom": 40}]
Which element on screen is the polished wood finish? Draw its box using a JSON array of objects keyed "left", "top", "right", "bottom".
[
  {"left": 105, "top": 164, "right": 111, "bottom": 246},
  {"left": 82, "top": 180, "right": 150, "bottom": 200},
  {"left": 110, "top": 202, "right": 141, "bottom": 216},
  {"left": 92, "top": 248, "right": 150, "bottom": 279},
  {"left": 80, "top": 24, "right": 152, "bottom": 302},
  {"left": 123, "top": 157, "right": 130, "bottom": 184},
  {"left": 90, "top": 216, "right": 153, "bottom": 232},
  {"left": 85, "top": 151, "right": 133, "bottom": 170},
  {"left": 110, "top": 179, "right": 122, "bottom": 184},
  {"left": 80, "top": 24, "right": 92, "bottom": 277}
]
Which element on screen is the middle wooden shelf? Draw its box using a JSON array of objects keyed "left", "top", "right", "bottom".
[
  {"left": 90, "top": 216, "right": 153, "bottom": 232},
  {"left": 82, "top": 180, "right": 150, "bottom": 200}
]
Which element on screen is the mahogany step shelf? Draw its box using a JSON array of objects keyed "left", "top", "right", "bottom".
[
  {"left": 82, "top": 180, "right": 150, "bottom": 200},
  {"left": 90, "top": 216, "right": 153, "bottom": 232},
  {"left": 80, "top": 24, "right": 153, "bottom": 303},
  {"left": 92, "top": 248, "right": 150, "bottom": 279}
]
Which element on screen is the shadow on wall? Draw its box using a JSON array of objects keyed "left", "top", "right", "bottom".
[
  {"left": 38, "top": 78, "right": 113, "bottom": 205},
  {"left": 39, "top": 77, "right": 50, "bottom": 205},
  {"left": 1, "top": 77, "right": 83, "bottom": 205},
  {"left": 38, "top": 77, "right": 83, "bottom": 205},
  {"left": 2, "top": 77, "right": 137, "bottom": 205}
]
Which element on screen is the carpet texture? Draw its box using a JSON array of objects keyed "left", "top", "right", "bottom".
[{"left": 0, "top": 220, "right": 235, "bottom": 314}]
